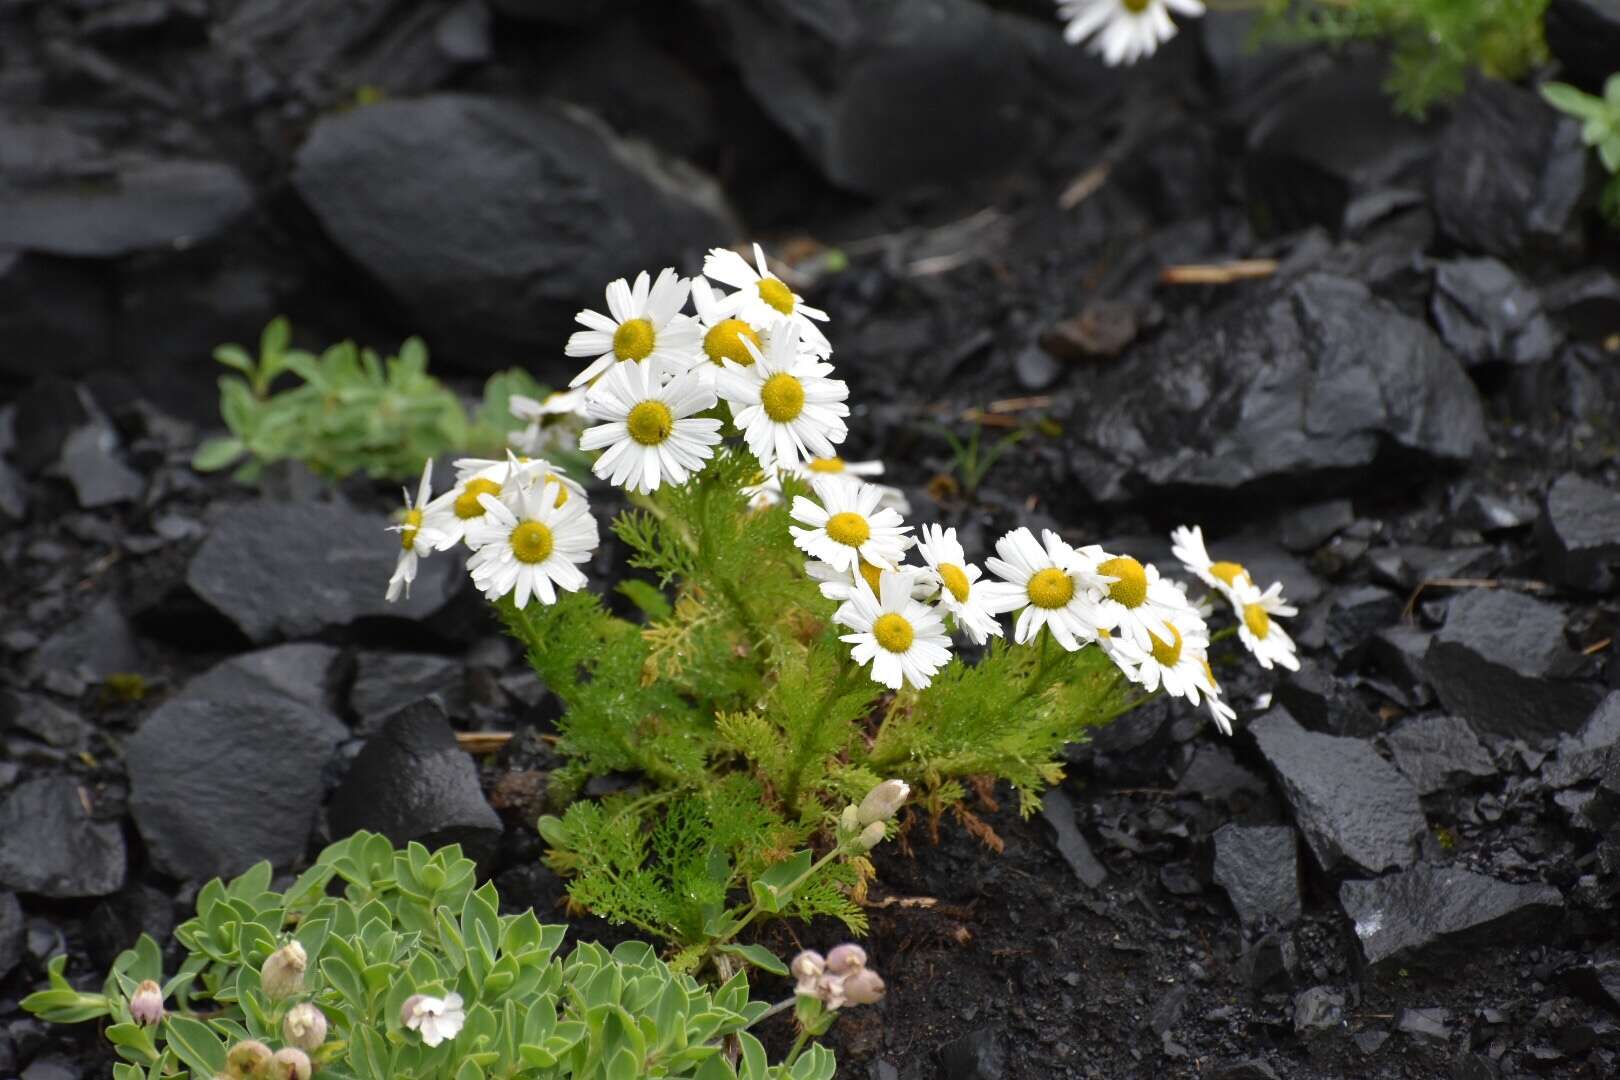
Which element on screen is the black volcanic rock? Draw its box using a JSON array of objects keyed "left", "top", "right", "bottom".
[
  {"left": 1040, "top": 788, "right": 1107, "bottom": 889},
  {"left": 27, "top": 596, "right": 142, "bottom": 687},
  {"left": 350, "top": 651, "right": 467, "bottom": 733},
  {"left": 0, "top": 891, "right": 21, "bottom": 981},
  {"left": 0, "top": 777, "right": 126, "bottom": 898},
  {"left": 1424, "top": 589, "right": 1604, "bottom": 740},
  {"left": 56, "top": 422, "right": 144, "bottom": 509},
  {"left": 1212, "top": 824, "right": 1301, "bottom": 930},
  {"left": 1430, "top": 256, "right": 1561, "bottom": 367},
  {"left": 1545, "top": 0, "right": 1620, "bottom": 94},
  {"left": 1538, "top": 473, "right": 1620, "bottom": 593},
  {"left": 292, "top": 94, "right": 734, "bottom": 374},
  {"left": 0, "top": 252, "right": 112, "bottom": 382},
  {"left": 126, "top": 646, "right": 347, "bottom": 880},
  {"left": 327, "top": 699, "right": 502, "bottom": 862},
  {"left": 1250, "top": 708, "right": 1426, "bottom": 876},
  {"left": 1066, "top": 274, "right": 1486, "bottom": 504},
  {"left": 1339, "top": 864, "right": 1564, "bottom": 971},
  {"left": 1382, "top": 715, "right": 1497, "bottom": 795},
  {"left": 1274, "top": 663, "right": 1381, "bottom": 737}
]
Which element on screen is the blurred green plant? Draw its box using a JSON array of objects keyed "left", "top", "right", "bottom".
[
  {"left": 936, "top": 422, "right": 1028, "bottom": 501},
  {"left": 1256, "top": 0, "right": 1549, "bottom": 117},
  {"left": 1541, "top": 75, "right": 1620, "bottom": 227},
  {"left": 192, "top": 318, "right": 549, "bottom": 483}
]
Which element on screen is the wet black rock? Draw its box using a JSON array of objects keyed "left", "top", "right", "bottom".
[
  {"left": 1395, "top": 1006, "right": 1450, "bottom": 1043},
  {"left": 1424, "top": 589, "right": 1604, "bottom": 741},
  {"left": 27, "top": 596, "right": 142, "bottom": 687},
  {"left": 292, "top": 94, "right": 734, "bottom": 373},
  {"left": 1323, "top": 585, "right": 1404, "bottom": 665},
  {"left": 1565, "top": 956, "right": 1620, "bottom": 1012},
  {"left": 1241, "top": 930, "right": 1298, "bottom": 991},
  {"left": 1, "top": 693, "right": 89, "bottom": 750},
  {"left": 185, "top": 499, "right": 463, "bottom": 644},
  {"left": 1366, "top": 625, "right": 1434, "bottom": 707},
  {"left": 1430, "top": 257, "right": 1561, "bottom": 367},
  {"left": 1383, "top": 715, "right": 1497, "bottom": 795},
  {"left": 1175, "top": 744, "right": 1269, "bottom": 807},
  {"left": 937, "top": 1027, "right": 1005, "bottom": 1080},
  {"left": 1212, "top": 1061, "right": 1281, "bottom": 1080},
  {"left": 1250, "top": 708, "right": 1426, "bottom": 876},
  {"left": 1274, "top": 663, "right": 1382, "bottom": 738},
  {"left": 697, "top": 0, "right": 1035, "bottom": 198},
  {"left": 1538, "top": 473, "right": 1620, "bottom": 593},
  {"left": 327, "top": 699, "right": 502, "bottom": 862},
  {"left": 0, "top": 777, "right": 126, "bottom": 897},
  {"left": 0, "top": 891, "right": 23, "bottom": 981},
  {"left": 1066, "top": 274, "right": 1486, "bottom": 504},
  {"left": 1339, "top": 864, "right": 1564, "bottom": 972},
  {"left": 1544, "top": 268, "right": 1620, "bottom": 342},
  {"left": 10, "top": 377, "right": 90, "bottom": 476},
  {"left": 488, "top": 0, "right": 617, "bottom": 24},
  {"left": 1432, "top": 80, "right": 1589, "bottom": 261},
  {"left": 1039, "top": 788, "right": 1106, "bottom": 889},
  {"left": 1212, "top": 824, "right": 1301, "bottom": 930},
  {"left": 55, "top": 422, "right": 144, "bottom": 509},
  {"left": 0, "top": 252, "right": 112, "bottom": 381},
  {"left": 1292, "top": 986, "right": 1345, "bottom": 1033},
  {"left": 126, "top": 646, "right": 347, "bottom": 879},
  {"left": 1274, "top": 499, "right": 1355, "bottom": 554},
  {"left": 1364, "top": 544, "right": 1495, "bottom": 594},
  {"left": 350, "top": 651, "right": 467, "bottom": 732},
  {"left": 1545, "top": 0, "right": 1620, "bottom": 94}
]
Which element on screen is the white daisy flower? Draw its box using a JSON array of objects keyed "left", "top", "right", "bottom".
[
  {"left": 423, "top": 460, "right": 515, "bottom": 550},
  {"left": 703, "top": 243, "right": 832, "bottom": 358},
  {"left": 798, "top": 457, "right": 909, "bottom": 515},
  {"left": 513, "top": 388, "right": 591, "bottom": 422},
  {"left": 807, "top": 558, "right": 932, "bottom": 603},
  {"left": 385, "top": 461, "right": 449, "bottom": 602},
  {"left": 1090, "top": 550, "right": 1193, "bottom": 652},
  {"left": 1169, "top": 525, "right": 1252, "bottom": 603},
  {"left": 1201, "top": 660, "right": 1237, "bottom": 736},
  {"left": 1056, "top": 0, "right": 1205, "bottom": 66},
  {"left": 402, "top": 992, "right": 466, "bottom": 1048},
  {"left": 465, "top": 480, "right": 599, "bottom": 608},
  {"left": 578, "top": 361, "right": 723, "bottom": 494},
  {"left": 978, "top": 527, "right": 1114, "bottom": 650},
  {"left": 566, "top": 268, "right": 703, "bottom": 388},
  {"left": 689, "top": 277, "right": 768, "bottom": 387},
  {"left": 914, "top": 524, "right": 1003, "bottom": 645},
  {"left": 716, "top": 322, "right": 849, "bottom": 470},
  {"left": 1232, "top": 579, "right": 1301, "bottom": 671},
  {"left": 1106, "top": 609, "right": 1212, "bottom": 704},
  {"left": 789, "top": 477, "right": 912, "bottom": 574},
  {"left": 507, "top": 390, "right": 588, "bottom": 456},
  {"left": 835, "top": 572, "right": 954, "bottom": 690}
]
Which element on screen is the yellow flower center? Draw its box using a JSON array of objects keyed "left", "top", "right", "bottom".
[
  {"left": 511, "top": 521, "right": 554, "bottom": 564},
  {"left": 454, "top": 477, "right": 502, "bottom": 520},
  {"left": 857, "top": 560, "right": 883, "bottom": 595},
  {"left": 1098, "top": 556, "right": 1147, "bottom": 608},
  {"left": 757, "top": 276, "right": 796, "bottom": 316},
  {"left": 807, "top": 457, "right": 845, "bottom": 474},
  {"left": 1244, "top": 603, "right": 1271, "bottom": 640},
  {"left": 1149, "top": 623, "right": 1182, "bottom": 667},
  {"left": 1097, "top": 626, "right": 1111, "bottom": 639},
  {"left": 938, "top": 563, "right": 971, "bottom": 603},
  {"left": 612, "top": 318, "right": 656, "bottom": 362},
  {"left": 546, "top": 475, "right": 570, "bottom": 506},
  {"left": 826, "top": 511, "right": 871, "bottom": 548},
  {"left": 703, "top": 318, "right": 761, "bottom": 366},
  {"left": 400, "top": 508, "right": 423, "bottom": 550},
  {"left": 760, "top": 372, "right": 806, "bottom": 422},
  {"left": 1027, "top": 568, "right": 1074, "bottom": 610},
  {"left": 626, "top": 400, "right": 674, "bottom": 446},
  {"left": 1210, "top": 561, "right": 1247, "bottom": 588},
  {"left": 1201, "top": 659, "right": 1219, "bottom": 690},
  {"left": 872, "top": 612, "right": 914, "bottom": 653},
  {"left": 1122, "top": 0, "right": 1150, "bottom": 11}
]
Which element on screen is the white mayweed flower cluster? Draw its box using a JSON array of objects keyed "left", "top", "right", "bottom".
[
  {"left": 1055, "top": 0, "right": 1206, "bottom": 66},
  {"left": 384, "top": 243, "right": 1301, "bottom": 735}
]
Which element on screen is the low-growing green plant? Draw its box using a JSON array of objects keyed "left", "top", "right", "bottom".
[
  {"left": 1542, "top": 74, "right": 1620, "bottom": 227},
  {"left": 193, "top": 318, "right": 566, "bottom": 483},
  {"left": 383, "top": 249, "right": 1293, "bottom": 974},
  {"left": 24, "top": 832, "right": 845, "bottom": 1080}
]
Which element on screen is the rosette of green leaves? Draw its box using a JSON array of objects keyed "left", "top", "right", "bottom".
[{"left": 25, "top": 831, "right": 831, "bottom": 1080}]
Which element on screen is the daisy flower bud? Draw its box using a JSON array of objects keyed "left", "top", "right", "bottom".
[
  {"left": 858, "top": 820, "right": 887, "bottom": 850},
  {"left": 225, "top": 1039, "right": 273, "bottom": 1079},
  {"left": 790, "top": 950, "right": 826, "bottom": 996},
  {"left": 267, "top": 1048, "right": 312, "bottom": 1080},
  {"left": 825, "top": 943, "right": 867, "bottom": 976},
  {"left": 260, "top": 942, "right": 306, "bottom": 1002},
  {"left": 841, "top": 967, "right": 886, "bottom": 1006},
  {"left": 857, "top": 779, "right": 910, "bottom": 825},
  {"left": 282, "top": 1003, "right": 327, "bottom": 1052},
  {"left": 129, "top": 979, "right": 165, "bottom": 1025}
]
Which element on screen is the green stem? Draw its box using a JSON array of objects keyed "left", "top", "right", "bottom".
[
  {"left": 745, "top": 997, "right": 799, "bottom": 1029},
  {"left": 780, "top": 664, "right": 867, "bottom": 814},
  {"left": 713, "top": 845, "right": 846, "bottom": 950},
  {"left": 783, "top": 1029, "right": 812, "bottom": 1067},
  {"left": 1210, "top": 625, "right": 1238, "bottom": 644}
]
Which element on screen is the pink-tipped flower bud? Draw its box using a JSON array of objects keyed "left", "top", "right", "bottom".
[
  {"left": 858, "top": 820, "right": 887, "bottom": 850},
  {"left": 282, "top": 1002, "right": 327, "bottom": 1052},
  {"left": 129, "top": 979, "right": 165, "bottom": 1025},
  {"left": 225, "top": 1039, "right": 273, "bottom": 1079},
  {"left": 857, "top": 780, "right": 910, "bottom": 825},
  {"left": 790, "top": 950, "right": 826, "bottom": 995},
  {"left": 259, "top": 942, "right": 307, "bottom": 1002},
  {"left": 825, "top": 943, "right": 867, "bottom": 976},
  {"left": 267, "top": 1048, "right": 312, "bottom": 1080},
  {"left": 841, "top": 967, "right": 886, "bottom": 1006}
]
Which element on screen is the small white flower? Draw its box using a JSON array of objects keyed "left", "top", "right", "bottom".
[
  {"left": 1205, "top": 683, "right": 1237, "bottom": 736},
  {"left": 790, "top": 477, "right": 912, "bottom": 574},
  {"left": 978, "top": 527, "right": 1113, "bottom": 651},
  {"left": 513, "top": 387, "right": 591, "bottom": 422},
  {"left": 1233, "top": 579, "right": 1301, "bottom": 671},
  {"left": 402, "top": 992, "right": 466, "bottom": 1048},
  {"left": 386, "top": 461, "right": 448, "bottom": 602},
  {"left": 1106, "top": 607, "right": 1212, "bottom": 704},
  {"left": 716, "top": 322, "right": 849, "bottom": 470},
  {"left": 914, "top": 524, "right": 1004, "bottom": 645},
  {"left": 687, "top": 277, "right": 772, "bottom": 390},
  {"left": 578, "top": 361, "right": 723, "bottom": 493},
  {"left": 423, "top": 462, "right": 511, "bottom": 550},
  {"left": 453, "top": 455, "right": 584, "bottom": 502},
  {"left": 1090, "top": 550, "right": 1192, "bottom": 652},
  {"left": 1169, "top": 525, "right": 1251, "bottom": 604},
  {"left": 465, "top": 480, "right": 599, "bottom": 608},
  {"left": 1056, "top": 0, "right": 1205, "bottom": 66},
  {"left": 566, "top": 268, "right": 703, "bottom": 388},
  {"left": 807, "top": 559, "right": 932, "bottom": 603},
  {"left": 702, "top": 243, "right": 832, "bottom": 358},
  {"left": 835, "top": 571, "right": 954, "bottom": 690}
]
